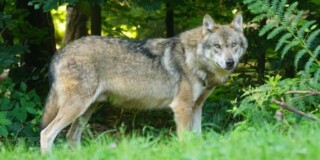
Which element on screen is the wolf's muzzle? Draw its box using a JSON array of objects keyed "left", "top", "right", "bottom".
[{"left": 226, "top": 59, "right": 234, "bottom": 69}]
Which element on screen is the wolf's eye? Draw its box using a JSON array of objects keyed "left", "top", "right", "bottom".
[
  {"left": 204, "top": 44, "right": 211, "bottom": 49},
  {"left": 214, "top": 44, "right": 221, "bottom": 49},
  {"left": 231, "top": 43, "right": 237, "bottom": 47}
]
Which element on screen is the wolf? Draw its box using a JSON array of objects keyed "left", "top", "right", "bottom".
[{"left": 40, "top": 13, "right": 247, "bottom": 153}]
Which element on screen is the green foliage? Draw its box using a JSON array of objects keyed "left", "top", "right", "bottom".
[
  {"left": 100, "top": 1, "right": 165, "bottom": 39},
  {"left": 28, "top": 0, "right": 105, "bottom": 11},
  {"left": 239, "top": 0, "right": 320, "bottom": 126},
  {"left": 0, "top": 78, "right": 42, "bottom": 140},
  {"left": 203, "top": 91, "right": 236, "bottom": 132},
  {"left": 0, "top": 0, "right": 43, "bottom": 141},
  {"left": 0, "top": 44, "right": 29, "bottom": 72},
  {"left": 232, "top": 74, "right": 320, "bottom": 125},
  {"left": 0, "top": 5, "right": 29, "bottom": 73},
  {"left": 133, "top": 0, "right": 163, "bottom": 11},
  {"left": 202, "top": 76, "right": 249, "bottom": 132},
  {"left": 244, "top": 0, "right": 320, "bottom": 75}
]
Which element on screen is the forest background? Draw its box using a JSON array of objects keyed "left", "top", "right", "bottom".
[{"left": 0, "top": 0, "right": 319, "bottom": 148}]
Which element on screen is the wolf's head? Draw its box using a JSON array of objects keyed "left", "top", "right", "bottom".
[{"left": 198, "top": 13, "right": 248, "bottom": 72}]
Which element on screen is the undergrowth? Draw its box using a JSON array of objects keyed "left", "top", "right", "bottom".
[
  {"left": 1, "top": 122, "right": 319, "bottom": 160},
  {"left": 235, "top": 0, "right": 320, "bottom": 125}
]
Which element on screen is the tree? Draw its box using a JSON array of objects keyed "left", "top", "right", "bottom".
[
  {"left": 165, "top": 2, "right": 174, "bottom": 37},
  {"left": 16, "top": 0, "right": 56, "bottom": 70},
  {"left": 64, "top": 3, "right": 88, "bottom": 44},
  {"left": 90, "top": 3, "right": 101, "bottom": 36}
]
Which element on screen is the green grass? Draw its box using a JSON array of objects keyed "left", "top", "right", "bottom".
[{"left": 1, "top": 123, "right": 319, "bottom": 160}]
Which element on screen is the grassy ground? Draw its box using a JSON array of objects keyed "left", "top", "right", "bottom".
[{"left": 0, "top": 123, "right": 319, "bottom": 160}]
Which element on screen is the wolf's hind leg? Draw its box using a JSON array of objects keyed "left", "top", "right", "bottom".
[
  {"left": 41, "top": 89, "right": 59, "bottom": 130},
  {"left": 40, "top": 97, "right": 94, "bottom": 154},
  {"left": 66, "top": 103, "right": 100, "bottom": 148}
]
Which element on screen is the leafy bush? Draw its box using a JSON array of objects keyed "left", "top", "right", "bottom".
[
  {"left": 1, "top": 6, "right": 42, "bottom": 141},
  {"left": 232, "top": 74, "right": 320, "bottom": 125},
  {"left": 244, "top": 0, "right": 320, "bottom": 74},
  {"left": 235, "top": 0, "right": 320, "bottom": 125},
  {"left": 0, "top": 78, "right": 42, "bottom": 140}
]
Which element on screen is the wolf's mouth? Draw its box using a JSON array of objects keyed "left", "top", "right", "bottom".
[
  {"left": 215, "top": 62, "right": 222, "bottom": 68},
  {"left": 225, "top": 66, "right": 234, "bottom": 71}
]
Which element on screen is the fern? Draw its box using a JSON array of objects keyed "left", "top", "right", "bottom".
[
  {"left": 234, "top": 75, "right": 320, "bottom": 125},
  {"left": 304, "top": 58, "right": 316, "bottom": 73},
  {"left": 253, "top": 14, "right": 267, "bottom": 22},
  {"left": 285, "top": 2, "right": 298, "bottom": 16},
  {"left": 306, "top": 29, "right": 320, "bottom": 48},
  {"left": 267, "top": 26, "right": 285, "bottom": 39},
  {"left": 313, "top": 46, "right": 320, "bottom": 58},
  {"left": 294, "top": 49, "right": 307, "bottom": 68},
  {"left": 281, "top": 39, "right": 299, "bottom": 59},
  {"left": 240, "top": 0, "right": 320, "bottom": 124},
  {"left": 244, "top": 0, "right": 320, "bottom": 75},
  {"left": 297, "top": 21, "right": 316, "bottom": 38},
  {"left": 305, "top": 46, "right": 320, "bottom": 73},
  {"left": 259, "top": 20, "right": 277, "bottom": 36},
  {"left": 315, "top": 69, "right": 320, "bottom": 80},
  {"left": 277, "top": 0, "right": 287, "bottom": 19},
  {"left": 270, "top": 0, "right": 279, "bottom": 13},
  {"left": 290, "top": 11, "right": 304, "bottom": 29},
  {"left": 275, "top": 33, "right": 292, "bottom": 51}
]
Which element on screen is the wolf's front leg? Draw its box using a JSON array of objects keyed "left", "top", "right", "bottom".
[
  {"left": 170, "top": 79, "right": 194, "bottom": 138},
  {"left": 171, "top": 104, "right": 193, "bottom": 137},
  {"left": 191, "top": 87, "right": 215, "bottom": 135}
]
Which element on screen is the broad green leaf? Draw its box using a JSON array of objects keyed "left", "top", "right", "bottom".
[
  {"left": 0, "top": 126, "right": 8, "bottom": 137},
  {"left": 20, "top": 82, "right": 27, "bottom": 92}
]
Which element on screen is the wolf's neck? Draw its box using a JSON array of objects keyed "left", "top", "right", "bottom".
[
  {"left": 195, "top": 67, "right": 230, "bottom": 88},
  {"left": 179, "top": 27, "right": 203, "bottom": 48}
]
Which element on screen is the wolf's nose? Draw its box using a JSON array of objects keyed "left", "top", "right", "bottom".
[{"left": 226, "top": 59, "right": 234, "bottom": 68}]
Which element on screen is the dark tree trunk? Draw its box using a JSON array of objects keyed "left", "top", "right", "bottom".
[
  {"left": 256, "top": 20, "right": 266, "bottom": 84},
  {"left": 16, "top": 0, "right": 56, "bottom": 70},
  {"left": 0, "top": 0, "right": 13, "bottom": 45},
  {"left": 91, "top": 4, "right": 101, "bottom": 36},
  {"left": 285, "top": 67, "right": 295, "bottom": 78},
  {"left": 257, "top": 50, "right": 266, "bottom": 84},
  {"left": 0, "top": 1, "right": 3, "bottom": 11},
  {"left": 64, "top": 4, "right": 88, "bottom": 44},
  {"left": 165, "top": 3, "right": 174, "bottom": 37}
]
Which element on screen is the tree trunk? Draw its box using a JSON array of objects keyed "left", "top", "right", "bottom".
[
  {"left": 11, "top": 0, "right": 57, "bottom": 95},
  {"left": 165, "top": 3, "right": 174, "bottom": 37},
  {"left": 64, "top": 4, "right": 88, "bottom": 44},
  {"left": 285, "top": 66, "right": 295, "bottom": 78},
  {"left": 256, "top": 20, "right": 266, "bottom": 84},
  {"left": 91, "top": 4, "right": 101, "bottom": 36},
  {"left": 0, "top": 0, "right": 13, "bottom": 45},
  {"left": 257, "top": 50, "right": 266, "bottom": 84},
  {"left": 16, "top": 0, "right": 56, "bottom": 70}
]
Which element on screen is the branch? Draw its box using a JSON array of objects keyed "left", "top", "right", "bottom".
[
  {"left": 286, "top": 90, "right": 320, "bottom": 96},
  {"left": 271, "top": 98, "right": 319, "bottom": 121},
  {"left": 0, "top": 69, "right": 9, "bottom": 80}
]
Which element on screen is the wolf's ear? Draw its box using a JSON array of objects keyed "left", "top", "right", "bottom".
[
  {"left": 231, "top": 13, "right": 243, "bottom": 31},
  {"left": 203, "top": 14, "right": 215, "bottom": 35}
]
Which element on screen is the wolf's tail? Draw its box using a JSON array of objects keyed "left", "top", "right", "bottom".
[{"left": 40, "top": 89, "right": 59, "bottom": 131}]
